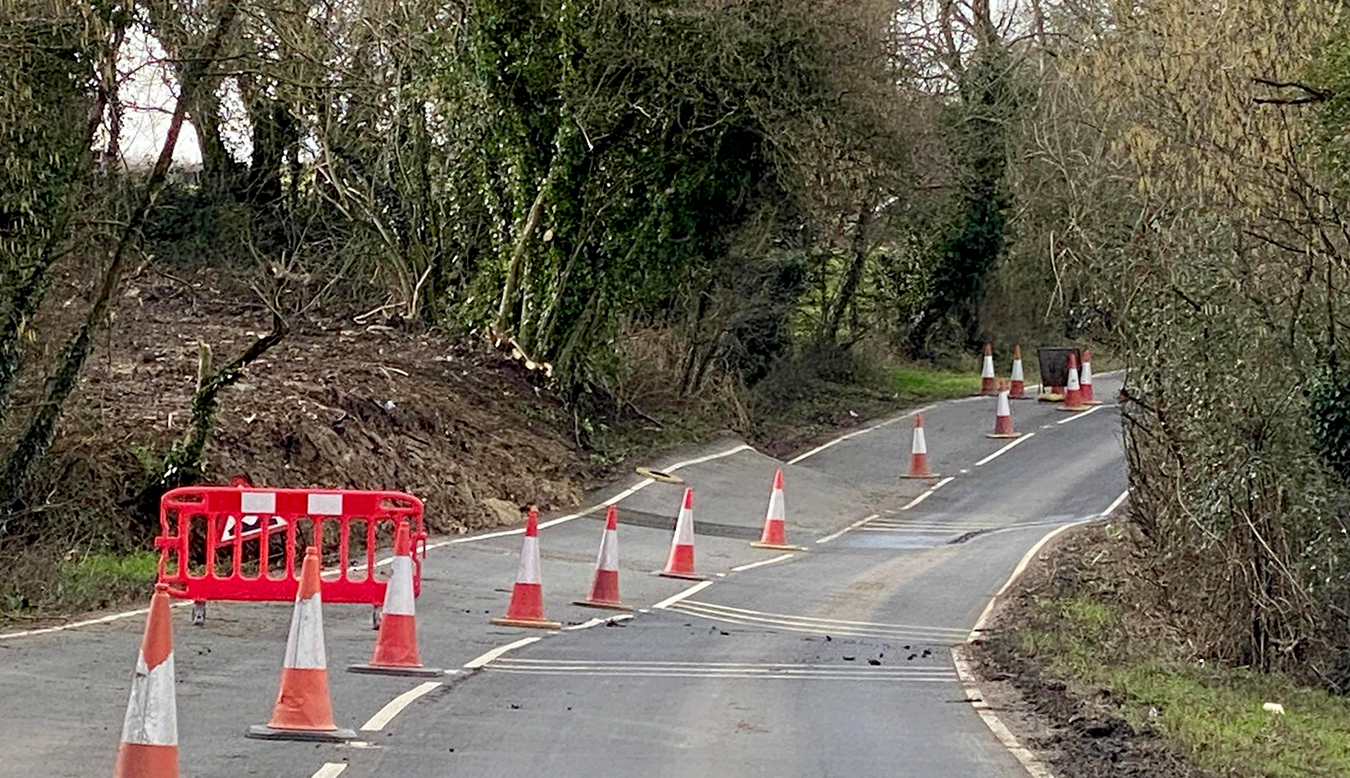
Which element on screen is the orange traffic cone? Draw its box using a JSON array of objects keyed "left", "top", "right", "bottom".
[
  {"left": 988, "top": 379, "right": 1023, "bottom": 439},
  {"left": 659, "top": 488, "right": 706, "bottom": 580},
  {"left": 752, "top": 469, "right": 798, "bottom": 550},
  {"left": 1080, "top": 349, "right": 1102, "bottom": 405},
  {"left": 247, "top": 547, "right": 356, "bottom": 742},
  {"left": 979, "top": 343, "right": 997, "bottom": 395},
  {"left": 1060, "top": 353, "right": 1088, "bottom": 412},
  {"left": 112, "top": 584, "right": 178, "bottom": 778},
  {"left": 901, "top": 414, "right": 939, "bottom": 479},
  {"left": 349, "top": 522, "right": 440, "bottom": 677},
  {"left": 1009, "top": 346, "right": 1029, "bottom": 400},
  {"left": 491, "top": 507, "right": 561, "bottom": 629},
  {"left": 575, "top": 506, "right": 630, "bottom": 611}
]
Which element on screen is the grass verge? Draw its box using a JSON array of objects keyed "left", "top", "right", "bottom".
[
  {"left": 995, "top": 523, "right": 1350, "bottom": 778},
  {"left": 1, "top": 549, "right": 158, "bottom": 625}
]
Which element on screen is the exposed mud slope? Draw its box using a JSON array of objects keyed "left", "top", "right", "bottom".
[{"left": 23, "top": 269, "right": 605, "bottom": 538}]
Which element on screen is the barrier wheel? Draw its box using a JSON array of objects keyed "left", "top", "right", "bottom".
[
  {"left": 372, "top": 605, "right": 382, "bottom": 631},
  {"left": 191, "top": 601, "right": 206, "bottom": 626}
]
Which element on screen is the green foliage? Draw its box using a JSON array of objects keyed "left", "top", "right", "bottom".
[{"left": 1307, "top": 367, "right": 1350, "bottom": 483}]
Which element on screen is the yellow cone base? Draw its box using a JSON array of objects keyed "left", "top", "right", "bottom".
[
  {"left": 900, "top": 472, "right": 940, "bottom": 480},
  {"left": 490, "top": 617, "right": 562, "bottom": 630},
  {"left": 246, "top": 724, "right": 356, "bottom": 743},
  {"left": 347, "top": 663, "right": 443, "bottom": 678},
  {"left": 1037, "top": 393, "right": 1063, "bottom": 403},
  {"left": 986, "top": 432, "right": 1023, "bottom": 439},
  {"left": 1058, "top": 405, "right": 1089, "bottom": 412},
  {"left": 750, "top": 541, "right": 802, "bottom": 551},
  {"left": 573, "top": 599, "right": 633, "bottom": 611}
]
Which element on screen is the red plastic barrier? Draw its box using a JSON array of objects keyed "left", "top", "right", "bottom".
[{"left": 156, "top": 485, "right": 426, "bottom": 625}]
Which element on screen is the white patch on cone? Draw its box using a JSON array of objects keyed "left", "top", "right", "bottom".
[
  {"left": 912, "top": 427, "right": 928, "bottom": 455},
  {"left": 674, "top": 506, "right": 695, "bottom": 546},
  {"left": 997, "top": 391, "right": 1011, "bottom": 418},
  {"left": 1080, "top": 361, "right": 1093, "bottom": 386},
  {"left": 597, "top": 528, "right": 619, "bottom": 571},
  {"left": 283, "top": 594, "right": 328, "bottom": 670},
  {"left": 517, "top": 535, "right": 542, "bottom": 585},
  {"left": 383, "top": 556, "right": 415, "bottom": 616},
  {"left": 1067, "top": 367, "right": 1081, "bottom": 391},
  {"left": 1011, "top": 359, "right": 1024, "bottom": 382},
  {"left": 765, "top": 488, "right": 785, "bottom": 523},
  {"left": 981, "top": 355, "right": 995, "bottom": 378},
  {"left": 121, "top": 653, "right": 178, "bottom": 746}
]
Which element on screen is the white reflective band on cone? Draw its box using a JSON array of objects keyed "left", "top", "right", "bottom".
[
  {"left": 674, "top": 508, "right": 695, "bottom": 545},
  {"left": 997, "top": 392, "right": 1011, "bottom": 417},
  {"left": 1011, "top": 360, "right": 1024, "bottom": 381},
  {"left": 121, "top": 653, "right": 178, "bottom": 746},
  {"left": 517, "top": 535, "right": 542, "bottom": 584},
  {"left": 912, "top": 427, "right": 928, "bottom": 455},
  {"left": 283, "top": 594, "right": 328, "bottom": 669},
  {"left": 982, "top": 356, "right": 995, "bottom": 377},
  {"left": 1081, "top": 362, "right": 1093, "bottom": 385},
  {"left": 1067, "top": 368, "right": 1081, "bottom": 391},
  {"left": 383, "top": 556, "right": 415, "bottom": 616},
  {"left": 765, "top": 489, "right": 785, "bottom": 522},
  {"left": 598, "top": 529, "right": 619, "bottom": 571}
]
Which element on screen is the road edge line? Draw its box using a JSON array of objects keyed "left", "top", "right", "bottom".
[
  {"left": 787, "top": 405, "right": 934, "bottom": 464},
  {"left": 954, "top": 488, "right": 1131, "bottom": 778}
]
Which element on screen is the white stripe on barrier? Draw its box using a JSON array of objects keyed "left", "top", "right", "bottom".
[
  {"left": 307, "top": 493, "right": 344, "bottom": 516},
  {"left": 241, "top": 491, "right": 276, "bottom": 514}
]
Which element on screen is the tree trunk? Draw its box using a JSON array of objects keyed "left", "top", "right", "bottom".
[
  {"left": 493, "top": 181, "right": 550, "bottom": 341},
  {"left": 0, "top": 0, "right": 241, "bottom": 518}
]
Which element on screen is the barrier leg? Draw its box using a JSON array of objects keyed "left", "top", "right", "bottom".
[
  {"left": 372, "top": 605, "right": 382, "bottom": 631},
  {"left": 191, "top": 601, "right": 206, "bottom": 626}
]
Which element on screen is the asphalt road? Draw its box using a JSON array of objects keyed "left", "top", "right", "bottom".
[{"left": 0, "top": 376, "right": 1126, "bottom": 778}]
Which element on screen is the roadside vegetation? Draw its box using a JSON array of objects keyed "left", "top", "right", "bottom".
[{"left": 982, "top": 523, "right": 1350, "bottom": 778}]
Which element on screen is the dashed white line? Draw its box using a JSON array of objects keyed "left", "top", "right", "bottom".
[
  {"left": 651, "top": 579, "right": 715, "bottom": 610},
  {"left": 1055, "top": 404, "right": 1110, "bottom": 424},
  {"left": 788, "top": 406, "right": 934, "bottom": 464},
  {"left": 974, "top": 433, "right": 1036, "bottom": 466},
  {"left": 730, "top": 553, "right": 795, "bottom": 572},
  {"left": 901, "top": 476, "right": 956, "bottom": 510},
  {"left": 562, "top": 614, "right": 635, "bottom": 632},
  {"left": 310, "top": 764, "right": 348, "bottom": 778},
  {"left": 463, "top": 636, "right": 543, "bottom": 670},
  {"left": 360, "top": 681, "right": 442, "bottom": 731},
  {"left": 434, "top": 443, "right": 754, "bottom": 548}
]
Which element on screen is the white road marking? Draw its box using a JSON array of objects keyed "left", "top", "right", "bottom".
[
  {"left": 562, "top": 614, "right": 635, "bottom": 632},
  {"left": 968, "top": 489, "right": 1132, "bottom": 641},
  {"left": 951, "top": 648, "right": 1055, "bottom": 778},
  {"left": 670, "top": 600, "right": 968, "bottom": 642},
  {"left": 360, "top": 681, "right": 442, "bottom": 731},
  {"left": 651, "top": 579, "right": 715, "bottom": 610},
  {"left": 310, "top": 764, "right": 348, "bottom": 778},
  {"left": 431, "top": 443, "right": 754, "bottom": 549},
  {"left": 787, "top": 406, "right": 934, "bottom": 464},
  {"left": 974, "top": 433, "right": 1036, "bottom": 466},
  {"left": 815, "top": 514, "right": 880, "bottom": 544},
  {"left": 484, "top": 659, "right": 955, "bottom": 682},
  {"left": 0, "top": 607, "right": 152, "bottom": 642},
  {"left": 1055, "top": 404, "right": 1110, "bottom": 424},
  {"left": 463, "top": 636, "right": 543, "bottom": 670},
  {"left": 900, "top": 476, "right": 955, "bottom": 511},
  {"left": 730, "top": 553, "right": 795, "bottom": 572}
]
